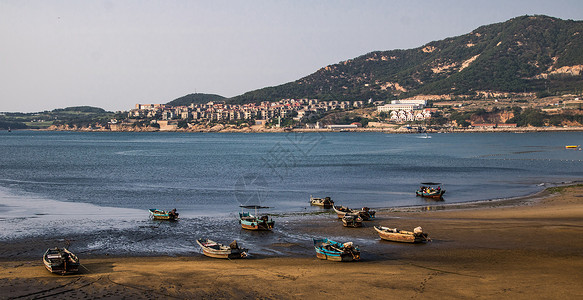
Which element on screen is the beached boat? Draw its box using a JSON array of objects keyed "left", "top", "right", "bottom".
[
  {"left": 149, "top": 208, "right": 179, "bottom": 220},
  {"left": 239, "top": 212, "right": 274, "bottom": 230},
  {"left": 358, "top": 207, "right": 376, "bottom": 220},
  {"left": 416, "top": 182, "right": 445, "bottom": 199},
  {"left": 333, "top": 205, "right": 376, "bottom": 220},
  {"left": 313, "top": 238, "right": 360, "bottom": 262},
  {"left": 333, "top": 205, "right": 353, "bottom": 218},
  {"left": 342, "top": 214, "right": 363, "bottom": 228},
  {"left": 309, "top": 195, "right": 334, "bottom": 208},
  {"left": 196, "top": 239, "right": 248, "bottom": 259},
  {"left": 239, "top": 206, "right": 275, "bottom": 231},
  {"left": 43, "top": 247, "right": 80, "bottom": 275},
  {"left": 374, "top": 226, "right": 430, "bottom": 243}
]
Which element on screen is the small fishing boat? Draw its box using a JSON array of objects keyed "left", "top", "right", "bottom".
[
  {"left": 416, "top": 182, "right": 445, "bottom": 199},
  {"left": 358, "top": 207, "right": 376, "bottom": 220},
  {"left": 239, "top": 206, "right": 274, "bottom": 231},
  {"left": 309, "top": 195, "right": 334, "bottom": 208},
  {"left": 149, "top": 208, "right": 179, "bottom": 220},
  {"left": 333, "top": 205, "right": 353, "bottom": 218},
  {"left": 333, "top": 205, "right": 376, "bottom": 220},
  {"left": 43, "top": 247, "right": 80, "bottom": 275},
  {"left": 565, "top": 145, "right": 580, "bottom": 149},
  {"left": 196, "top": 239, "right": 248, "bottom": 259},
  {"left": 342, "top": 214, "right": 363, "bottom": 228},
  {"left": 313, "top": 238, "right": 360, "bottom": 262},
  {"left": 374, "top": 226, "right": 430, "bottom": 243}
]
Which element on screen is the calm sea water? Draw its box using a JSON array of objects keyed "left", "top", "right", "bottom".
[{"left": 1, "top": 131, "right": 582, "bottom": 256}]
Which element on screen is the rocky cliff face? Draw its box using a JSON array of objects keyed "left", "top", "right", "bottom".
[{"left": 469, "top": 111, "right": 516, "bottom": 124}]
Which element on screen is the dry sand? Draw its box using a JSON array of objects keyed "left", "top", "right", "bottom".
[{"left": 1, "top": 185, "right": 582, "bottom": 299}]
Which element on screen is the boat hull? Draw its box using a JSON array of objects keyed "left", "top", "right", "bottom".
[
  {"left": 342, "top": 221, "right": 362, "bottom": 228},
  {"left": 315, "top": 251, "right": 355, "bottom": 262},
  {"left": 374, "top": 226, "right": 428, "bottom": 243},
  {"left": 333, "top": 206, "right": 375, "bottom": 220},
  {"left": 333, "top": 206, "right": 351, "bottom": 218},
  {"left": 240, "top": 221, "right": 274, "bottom": 231},
  {"left": 416, "top": 190, "right": 445, "bottom": 199},
  {"left": 149, "top": 209, "right": 179, "bottom": 220},
  {"left": 310, "top": 196, "right": 334, "bottom": 208},
  {"left": 43, "top": 248, "right": 80, "bottom": 275},
  {"left": 197, "top": 239, "right": 247, "bottom": 259},
  {"left": 342, "top": 214, "right": 363, "bottom": 228},
  {"left": 239, "top": 212, "right": 274, "bottom": 231},
  {"left": 313, "top": 239, "right": 360, "bottom": 262}
]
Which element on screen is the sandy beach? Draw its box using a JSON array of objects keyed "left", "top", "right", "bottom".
[{"left": 1, "top": 185, "right": 582, "bottom": 299}]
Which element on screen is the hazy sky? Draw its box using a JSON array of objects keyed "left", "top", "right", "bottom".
[{"left": 1, "top": 0, "right": 581, "bottom": 112}]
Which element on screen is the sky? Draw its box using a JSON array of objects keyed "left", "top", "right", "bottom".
[{"left": 1, "top": 0, "right": 582, "bottom": 112}]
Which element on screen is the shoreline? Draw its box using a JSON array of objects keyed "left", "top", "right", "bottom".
[
  {"left": 16, "top": 125, "right": 583, "bottom": 133},
  {"left": 377, "top": 180, "right": 582, "bottom": 213},
  {"left": 1, "top": 184, "right": 583, "bottom": 298},
  {"left": 0, "top": 180, "right": 577, "bottom": 243}
]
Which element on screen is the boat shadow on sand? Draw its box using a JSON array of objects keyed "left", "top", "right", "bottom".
[{"left": 74, "top": 261, "right": 115, "bottom": 275}]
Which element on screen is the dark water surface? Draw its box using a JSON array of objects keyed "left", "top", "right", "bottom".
[{"left": 1, "top": 131, "right": 582, "bottom": 257}]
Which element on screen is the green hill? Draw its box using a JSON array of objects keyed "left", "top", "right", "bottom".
[
  {"left": 52, "top": 106, "right": 108, "bottom": 113},
  {"left": 0, "top": 106, "right": 115, "bottom": 130},
  {"left": 167, "top": 93, "right": 226, "bottom": 106},
  {"left": 230, "top": 15, "right": 583, "bottom": 103}
]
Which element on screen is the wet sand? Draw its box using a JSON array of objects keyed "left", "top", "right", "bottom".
[{"left": 1, "top": 185, "right": 583, "bottom": 299}]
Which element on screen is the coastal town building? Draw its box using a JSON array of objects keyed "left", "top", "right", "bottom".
[
  {"left": 377, "top": 99, "right": 427, "bottom": 112},
  {"left": 387, "top": 109, "right": 432, "bottom": 122},
  {"left": 327, "top": 124, "right": 360, "bottom": 130},
  {"left": 377, "top": 99, "right": 432, "bottom": 123},
  {"left": 377, "top": 103, "right": 422, "bottom": 111},
  {"left": 390, "top": 99, "right": 427, "bottom": 106},
  {"left": 129, "top": 98, "right": 384, "bottom": 124}
]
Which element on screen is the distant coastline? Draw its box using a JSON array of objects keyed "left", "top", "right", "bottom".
[{"left": 36, "top": 124, "right": 583, "bottom": 133}]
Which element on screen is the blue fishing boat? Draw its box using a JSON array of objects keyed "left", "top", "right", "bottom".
[
  {"left": 239, "top": 205, "right": 274, "bottom": 231},
  {"left": 313, "top": 238, "right": 360, "bottom": 262},
  {"left": 149, "top": 208, "right": 179, "bottom": 220}
]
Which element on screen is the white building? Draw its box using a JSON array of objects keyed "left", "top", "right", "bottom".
[
  {"left": 391, "top": 99, "right": 427, "bottom": 106},
  {"left": 377, "top": 103, "right": 423, "bottom": 112}
]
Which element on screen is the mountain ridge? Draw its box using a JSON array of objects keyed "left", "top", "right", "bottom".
[{"left": 229, "top": 15, "right": 583, "bottom": 104}]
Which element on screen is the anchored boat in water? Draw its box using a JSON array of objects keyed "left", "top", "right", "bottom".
[
  {"left": 416, "top": 182, "right": 445, "bottom": 199},
  {"left": 309, "top": 195, "right": 334, "bottom": 208}
]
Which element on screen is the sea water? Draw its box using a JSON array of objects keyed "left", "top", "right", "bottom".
[{"left": 0, "top": 131, "right": 582, "bottom": 256}]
